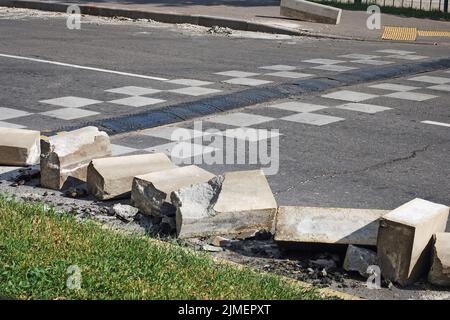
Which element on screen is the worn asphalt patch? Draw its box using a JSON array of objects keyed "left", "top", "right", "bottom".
[{"left": 44, "top": 56, "right": 450, "bottom": 136}]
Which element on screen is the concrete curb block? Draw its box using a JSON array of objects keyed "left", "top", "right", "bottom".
[
  {"left": 0, "top": 0, "right": 308, "bottom": 36},
  {"left": 280, "top": 0, "right": 342, "bottom": 25},
  {"left": 43, "top": 56, "right": 450, "bottom": 136}
]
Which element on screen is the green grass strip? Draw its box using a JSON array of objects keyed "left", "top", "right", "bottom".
[{"left": 0, "top": 195, "right": 322, "bottom": 300}]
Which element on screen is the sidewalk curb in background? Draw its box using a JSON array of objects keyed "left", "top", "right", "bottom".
[
  {"left": 0, "top": 0, "right": 309, "bottom": 35},
  {"left": 0, "top": 0, "right": 370, "bottom": 40},
  {"left": 41, "top": 56, "right": 450, "bottom": 136}
]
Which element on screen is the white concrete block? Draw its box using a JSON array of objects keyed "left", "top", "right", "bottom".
[
  {"left": 173, "top": 170, "right": 277, "bottom": 238},
  {"left": 377, "top": 198, "right": 449, "bottom": 286},
  {"left": 87, "top": 153, "right": 175, "bottom": 200},
  {"left": 280, "top": 0, "right": 342, "bottom": 25},
  {"left": 275, "top": 206, "right": 388, "bottom": 246},
  {"left": 40, "top": 127, "right": 111, "bottom": 190},
  {"left": 0, "top": 128, "right": 40, "bottom": 166}
]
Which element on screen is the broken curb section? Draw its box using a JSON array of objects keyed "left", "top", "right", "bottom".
[
  {"left": 43, "top": 56, "right": 450, "bottom": 136},
  {"left": 1, "top": 126, "right": 450, "bottom": 290}
]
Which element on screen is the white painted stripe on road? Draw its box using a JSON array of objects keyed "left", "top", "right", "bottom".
[
  {"left": 421, "top": 120, "right": 450, "bottom": 128},
  {"left": 0, "top": 53, "right": 168, "bottom": 81}
]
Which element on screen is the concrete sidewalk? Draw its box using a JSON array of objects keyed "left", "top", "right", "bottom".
[{"left": 2, "top": 0, "right": 450, "bottom": 40}]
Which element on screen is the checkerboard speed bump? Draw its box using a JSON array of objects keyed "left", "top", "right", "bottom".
[{"left": 382, "top": 26, "right": 417, "bottom": 41}]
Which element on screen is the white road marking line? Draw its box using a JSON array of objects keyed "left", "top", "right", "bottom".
[
  {"left": 0, "top": 53, "right": 168, "bottom": 81},
  {"left": 421, "top": 120, "right": 450, "bottom": 128}
]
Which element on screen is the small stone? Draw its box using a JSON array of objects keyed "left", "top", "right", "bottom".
[
  {"left": 112, "top": 204, "right": 139, "bottom": 222},
  {"left": 210, "top": 236, "right": 234, "bottom": 247},
  {"left": 343, "top": 245, "right": 378, "bottom": 278},
  {"left": 202, "top": 244, "right": 224, "bottom": 252},
  {"left": 65, "top": 187, "right": 87, "bottom": 198}
]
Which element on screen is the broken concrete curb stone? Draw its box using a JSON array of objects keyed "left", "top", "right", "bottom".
[
  {"left": 172, "top": 169, "right": 277, "bottom": 239},
  {"left": 343, "top": 245, "right": 378, "bottom": 278},
  {"left": 275, "top": 206, "right": 388, "bottom": 246},
  {"left": 40, "top": 127, "right": 111, "bottom": 190},
  {"left": 428, "top": 232, "right": 450, "bottom": 287},
  {"left": 131, "top": 165, "right": 215, "bottom": 216},
  {"left": 87, "top": 153, "right": 175, "bottom": 200},
  {"left": 280, "top": 0, "right": 342, "bottom": 25},
  {"left": 377, "top": 198, "right": 449, "bottom": 286},
  {"left": 0, "top": 128, "right": 41, "bottom": 166}
]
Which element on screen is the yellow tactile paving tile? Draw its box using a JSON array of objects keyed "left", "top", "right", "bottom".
[
  {"left": 418, "top": 30, "right": 450, "bottom": 37},
  {"left": 381, "top": 26, "right": 417, "bottom": 41},
  {"left": 382, "top": 26, "right": 450, "bottom": 41}
]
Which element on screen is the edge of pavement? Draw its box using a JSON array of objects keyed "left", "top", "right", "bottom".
[
  {"left": 0, "top": 0, "right": 362, "bottom": 39},
  {"left": 40, "top": 56, "right": 450, "bottom": 136},
  {"left": 98, "top": 221, "right": 363, "bottom": 300},
  {"left": 210, "top": 256, "right": 364, "bottom": 300}
]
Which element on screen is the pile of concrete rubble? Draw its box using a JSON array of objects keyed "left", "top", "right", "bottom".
[{"left": 1, "top": 126, "right": 449, "bottom": 288}]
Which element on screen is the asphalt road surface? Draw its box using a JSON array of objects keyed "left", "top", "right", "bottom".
[
  {"left": 0, "top": 7, "right": 449, "bottom": 300},
  {"left": 1, "top": 8, "right": 450, "bottom": 131}
]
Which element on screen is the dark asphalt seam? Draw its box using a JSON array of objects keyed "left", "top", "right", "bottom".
[{"left": 45, "top": 56, "right": 450, "bottom": 136}]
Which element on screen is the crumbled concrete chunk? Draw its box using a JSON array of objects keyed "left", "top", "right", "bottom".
[
  {"left": 112, "top": 204, "right": 139, "bottom": 222},
  {"left": 343, "top": 245, "right": 378, "bottom": 278},
  {"left": 131, "top": 165, "right": 214, "bottom": 216}
]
